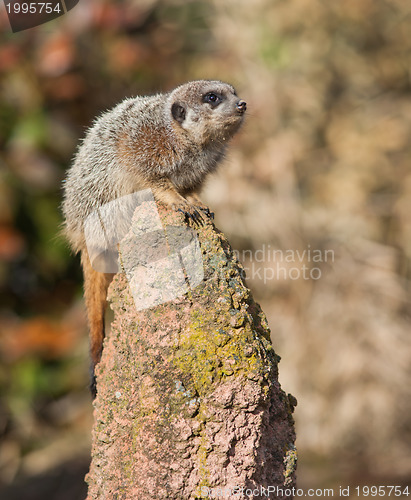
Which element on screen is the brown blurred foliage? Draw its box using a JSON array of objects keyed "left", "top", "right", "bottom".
[{"left": 0, "top": 0, "right": 410, "bottom": 496}]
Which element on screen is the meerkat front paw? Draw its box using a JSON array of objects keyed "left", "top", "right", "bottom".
[
  {"left": 173, "top": 202, "right": 206, "bottom": 226},
  {"left": 184, "top": 196, "right": 215, "bottom": 220}
]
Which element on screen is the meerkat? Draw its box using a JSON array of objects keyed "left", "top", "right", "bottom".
[{"left": 62, "top": 80, "right": 246, "bottom": 394}]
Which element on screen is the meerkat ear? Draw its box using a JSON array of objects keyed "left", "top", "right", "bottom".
[{"left": 171, "top": 102, "right": 186, "bottom": 124}]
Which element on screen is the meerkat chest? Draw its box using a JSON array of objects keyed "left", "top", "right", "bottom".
[{"left": 170, "top": 146, "right": 224, "bottom": 192}]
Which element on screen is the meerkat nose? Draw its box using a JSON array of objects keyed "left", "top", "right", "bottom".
[{"left": 236, "top": 100, "right": 247, "bottom": 113}]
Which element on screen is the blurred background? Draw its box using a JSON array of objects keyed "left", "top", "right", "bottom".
[{"left": 0, "top": 0, "right": 410, "bottom": 498}]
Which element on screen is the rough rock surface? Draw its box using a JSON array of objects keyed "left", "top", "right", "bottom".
[{"left": 86, "top": 206, "right": 297, "bottom": 499}]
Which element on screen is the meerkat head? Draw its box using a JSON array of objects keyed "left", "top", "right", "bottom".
[{"left": 167, "top": 80, "right": 246, "bottom": 146}]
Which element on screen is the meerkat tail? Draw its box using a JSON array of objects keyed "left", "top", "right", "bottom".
[{"left": 81, "top": 250, "right": 113, "bottom": 394}]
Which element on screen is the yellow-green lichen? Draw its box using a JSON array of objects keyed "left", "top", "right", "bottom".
[
  {"left": 195, "top": 430, "right": 211, "bottom": 497},
  {"left": 173, "top": 305, "right": 272, "bottom": 399},
  {"left": 283, "top": 443, "right": 297, "bottom": 486}
]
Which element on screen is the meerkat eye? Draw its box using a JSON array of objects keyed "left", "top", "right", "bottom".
[{"left": 203, "top": 92, "right": 223, "bottom": 107}]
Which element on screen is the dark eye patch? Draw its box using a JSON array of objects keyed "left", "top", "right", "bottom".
[{"left": 202, "top": 92, "right": 223, "bottom": 107}]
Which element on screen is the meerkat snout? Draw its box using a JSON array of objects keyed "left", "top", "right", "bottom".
[{"left": 236, "top": 100, "right": 247, "bottom": 113}]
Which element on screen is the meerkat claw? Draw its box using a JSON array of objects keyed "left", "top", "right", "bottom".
[
  {"left": 199, "top": 207, "right": 214, "bottom": 219},
  {"left": 192, "top": 210, "right": 205, "bottom": 226},
  {"left": 177, "top": 208, "right": 204, "bottom": 226}
]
